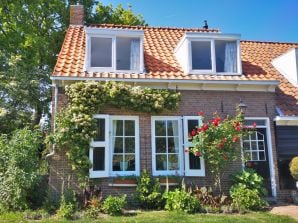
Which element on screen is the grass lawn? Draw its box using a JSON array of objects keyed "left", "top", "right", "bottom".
[{"left": 0, "top": 211, "right": 297, "bottom": 223}]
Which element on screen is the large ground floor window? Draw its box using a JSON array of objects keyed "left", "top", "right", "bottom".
[{"left": 90, "top": 115, "right": 139, "bottom": 178}]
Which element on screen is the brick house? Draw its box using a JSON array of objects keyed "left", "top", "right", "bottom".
[{"left": 48, "top": 5, "right": 298, "bottom": 201}]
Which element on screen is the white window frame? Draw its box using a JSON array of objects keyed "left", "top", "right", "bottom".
[
  {"left": 89, "top": 115, "right": 140, "bottom": 178},
  {"left": 243, "top": 117, "right": 276, "bottom": 197},
  {"left": 183, "top": 116, "right": 205, "bottom": 176},
  {"left": 89, "top": 114, "right": 110, "bottom": 178},
  {"left": 109, "top": 115, "right": 140, "bottom": 177},
  {"left": 187, "top": 37, "right": 241, "bottom": 75},
  {"left": 243, "top": 131, "right": 266, "bottom": 161},
  {"left": 151, "top": 116, "right": 184, "bottom": 176},
  {"left": 84, "top": 28, "right": 144, "bottom": 73}
]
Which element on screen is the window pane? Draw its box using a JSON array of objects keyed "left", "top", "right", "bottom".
[
  {"left": 155, "top": 120, "right": 166, "bottom": 136},
  {"left": 125, "top": 120, "right": 135, "bottom": 136},
  {"left": 112, "top": 155, "right": 123, "bottom": 171},
  {"left": 243, "top": 141, "right": 250, "bottom": 149},
  {"left": 244, "top": 120, "right": 266, "bottom": 126},
  {"left": 156, "top": 137, "right": 167, "bottom": 153},
  {"left": 187, "top": 120, "right": 199, "bottom": 142},
  {"left": 191, "top": 41, "right": 212, "bottom": 70},
  {"left": 91, "top": 37, "right": 112, "bottom": 67},
  {"left": 156, "top": 155, "right": 167, "bottom": 170},
  {"left": 125, "top": 155, "right": 135, "bottom": 171},
  {"left": 94, "top": 119, "right": 105, "bottom": 141},
  {"left": 259, "top": 151, "right": 266, "bottom": 161},
  {"left": 167, "top": 120, "right": 178, "bottom": 136},
  {"left": 168, "top": 154, "right": 179, "bottom": 170},
  {"left": 114, "top": 120, "right": 123, "bottom": 136},
  {"left": 113, "top": 137, "right": 123, "bottom": 153},
  {"left": 251, "top": 141, "right": 257, "bottom": 150},
  {"left": 93, "top": 147, "right": 105, "bottom": 171},
  {"left": 189, "top": 152, "right": 201, "bottom": 169},
  {"left": 168, "top": 137, "right": 179, "bottom": 153},
  {"left": 215, "top": 40, "right": 237, "bottom": 72},
  {"left": 125, "top": 137, "right": 135, "bottom": 153},
  {"left": 251, "top": 152, "right": 258, "bottom": 161},
  {"left": 116, "top": 37, "right": 140, "bottom": 70}
]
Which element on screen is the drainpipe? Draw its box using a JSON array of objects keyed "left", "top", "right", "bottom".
[{"left": 46, "top": 83, "right": 58, "bottom": 159}]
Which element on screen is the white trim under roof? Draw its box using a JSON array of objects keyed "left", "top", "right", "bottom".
[
  {"left": 85, "top": 27, "right": 144, "bottom": 37},
  {"left": 275, "top": 116, "right": 298, "bottom": 126},
  {"left": 51, "top": 76, "right": 279, "bottom": 92}
]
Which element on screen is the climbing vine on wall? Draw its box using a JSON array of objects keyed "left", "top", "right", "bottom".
[{"left": 48, "top": 81, "right": 180, "bottom": 185}]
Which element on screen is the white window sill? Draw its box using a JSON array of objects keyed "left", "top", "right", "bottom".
[{"left": 108, "top": 183, "right": 137, "bottom": 187}]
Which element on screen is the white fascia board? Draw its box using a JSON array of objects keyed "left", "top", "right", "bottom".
[
  {"left": 85, "top": 27, "right": 144, "bottom": 37},
  {"left": 51, "top": 76, "right": 279, "bottom": 92},
  {"left": 184, "top": 32, "right": 241, "bottom": 40},
  {"left": 51, "top": 76, "right": 278, "bottom": 85},
  {"left": 275, "top": 116, "right": 298, "bottom": 126}
]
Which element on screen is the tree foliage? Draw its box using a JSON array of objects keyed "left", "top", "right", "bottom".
[
  {"left": 0, "top": 1, "right": 146, "bottom": 134},
  {"left": 0, "top": 128, "right": 43, "bottom": 210}
]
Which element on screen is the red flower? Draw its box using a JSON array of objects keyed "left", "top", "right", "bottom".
[
  {"left": 197, "top": 128, "right": 202, "bottom": 133},
  {"left": 252, "top": 122, "right": 257, "bottom": 128},
  {"left": 191, "top": 129, "right": 196, "bottom": 136},
  {"left": 234, "top": 121, "right": 240, "bottom": 127},
  {"left": 215, "top": 117, "right": 221, "bottom": 122},
  {"left": 235, "top": 126, "right": 241, "bottom": 131},
  {"left": 232, "top": 135, "right": 239, "bottom": 142},
  {"left": 213, "top": 120, "right": 219, "bottom": 127},
  {"left": 195, "top": 151, "right": 201, "bottom": 157},
  {"left": 218, "top": 143, "right": 224, "bottom": 149},
  {"left": 198, "top": 111, "right": 204, "bottom": 116},
  {"left": 202, "top": 124, "right": 209, "bottom": 131}
]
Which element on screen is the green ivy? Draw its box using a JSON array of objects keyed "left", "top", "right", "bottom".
[{"left": 48, "top": 81, "right": 180, "bottom": 185}]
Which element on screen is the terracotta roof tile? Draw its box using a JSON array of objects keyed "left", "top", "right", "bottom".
[{"left": 52, "top": 24, "right": 298, "bottom": 116}]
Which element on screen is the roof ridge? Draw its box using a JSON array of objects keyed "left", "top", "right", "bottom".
[
  {"left": 241, "top": 39, "right": 298, "bottom": 45},
  {"left": 87, "top": 23, "right": 220, "bottom": 32}
]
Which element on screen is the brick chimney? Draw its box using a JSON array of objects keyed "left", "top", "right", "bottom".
[{"left": 70, "top": 4, "right": 84, "bottom": 25}]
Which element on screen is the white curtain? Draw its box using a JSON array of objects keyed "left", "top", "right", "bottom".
[
  {"left": 224, "top": 42, "right": 237, "bottom": 72},
  {"left": 130, "top": 39, "right": 140, "bottom": 70}
]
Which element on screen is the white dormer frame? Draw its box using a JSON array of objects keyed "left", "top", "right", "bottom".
[
  {"left": 84, "top": 27, "right": 144, "bottom": 73},
  {"left": 174, "top": 33, "right": 242, "bottom": 75}
]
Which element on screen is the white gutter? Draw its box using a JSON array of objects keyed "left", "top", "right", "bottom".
[
  {"left": 45, "top": 83, "right": 58, "bottom": 159},
  {"left": 51, "top": 76, "right": 279, "bottom": 85}
]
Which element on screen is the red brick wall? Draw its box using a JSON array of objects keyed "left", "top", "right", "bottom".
[{"left": 49, "top": 88, "right": 286, "bottom": 200}]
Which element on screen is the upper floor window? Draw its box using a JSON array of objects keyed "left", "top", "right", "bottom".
[
  {"left": 85, "top": 28, "right": 144, "bottom": 73},
  {"left": 175, "top": 33, "right": 242, "bottom": 75}
]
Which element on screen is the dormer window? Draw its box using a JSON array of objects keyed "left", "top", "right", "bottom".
[
  {"left": 175, "top": 33, "right": 242, "bottom": 75},
  {"left": 85, "top": 28, "right": 144, "bottom": 72}
]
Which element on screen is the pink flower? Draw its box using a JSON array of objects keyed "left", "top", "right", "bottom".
[
  {"left": 198, "top": 111, "right": 204, "bottom": 116},
  {"left": 235, "top": 126, "right": 241, "bottom": 131},
  {"left": 232, "top": 135, "right": 239, "bottom": 143},
  {"left": 252, "top": 122, "right": 257, "bottom": 128},
  {"left": 195, "top": 151, "right": 201, "bottom": 157}
]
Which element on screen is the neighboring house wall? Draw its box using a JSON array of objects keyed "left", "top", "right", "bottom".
[{"left": 49, "top": 87, "right": 281, "bottom": 199}]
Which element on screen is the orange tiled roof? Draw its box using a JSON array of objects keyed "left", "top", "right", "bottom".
[{"left": 52, "top": 24, "right": 298, "bottom": 116}]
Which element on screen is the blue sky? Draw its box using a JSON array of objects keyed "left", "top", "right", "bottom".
[{"left": 101, "top": 0, "right": 298, "bottom": 42}]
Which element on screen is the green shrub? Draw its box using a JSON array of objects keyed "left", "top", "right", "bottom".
[
  {"left": 134, "top": 170, "right": 164, "bottom": 209},
  {"left": 102, "top": 195, "right": 126, "bottom": 216},
  {"left": 164, "top": 186, "right": 200, "bottom": 214},
  {"left": 231, "top": 168, "right": 267, "bottom": 196},
  {"left": 230, "top": 185, "right": 267, "bottom": 212},
  {"left": 289, "top": 156, "right": 298, "bottom": 181},
  {"left": 0, "top": 128, "right": 42, "bottom": 210},
  {"left": 42, "top": 190, "right": 59, "bottom": 214},
  {"left": 85, "top": 196, "right": 103, "bottom": 219},
  {"left": 57, "top": 189, "right": 77, "bottom": 219}
]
